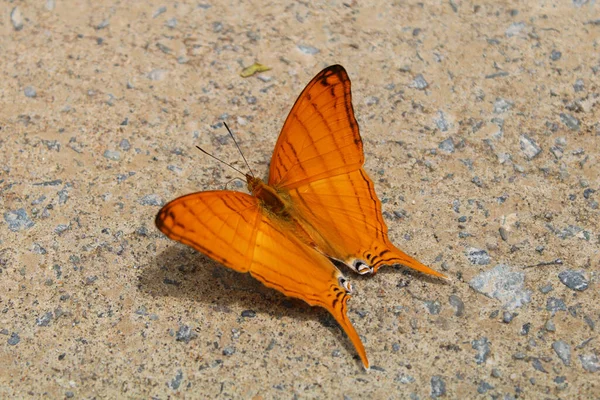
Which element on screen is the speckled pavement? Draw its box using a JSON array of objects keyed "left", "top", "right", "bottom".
[{"left": 1, "top": 1, "right": 599, "bottom": 398}]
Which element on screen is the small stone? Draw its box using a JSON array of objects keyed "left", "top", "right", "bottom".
[
  {"left": 424, "top": 301, "right": 441, "bottom": 315},
  {"left": 7, "top": 332, "right": 20, "bottom": 346},
  {"left": 545, "top": 320, "right": 556, "bottom": 332},
  {"left": 24, "top": 86, "right": 37, "bottom": 98},
  {"left": 222, "top": 346, "right": 236, "bottom": 356},
  {"left": 520, "top": 135, "right": 542, "bottom": 160},
  {"left": 550, "top": 50, "right": 562, "bottom": 61},
  {"left": 505, "top": 22, "right": 526, "bottom": 37},
  {"left": 135, "top": 306, "right": 148, "bottom": 315},
  {"left": 103, "top": 150, "right": 121, "bottom": 161},
  {"left": 166, "top": 17, "right": 177, "bottom": 28},
  {"left": 550, "top": 146, "right": 564, "bottom": 160},
  {"left": 546, "top": 297, "right": 567, "bottom": 313},
  {"left": 499, "top": 227, "right": 508, "bottom": 241},
  {"left": 168, "top": 370, "right": 183, "bottom": 390},
  {"left": 55, "top": 224, "right": 69, "bottom": 235},
  {"left": 469, "top": 264, "right": 531, "bottom": 310},
  {"left": 156, "top": 42, "right": 171, "bottom": 54},
  {"left": 491, "top": 368, "right": 502, "bottom": 378},
  {"left": 579, "top": 354, "right": 600, "bottom": 372},
  {"left": 148, "top": 69, "right": 168, "bottom": 81},
  {"left": 434, "top": 111, "right": 450, "bottom": 132},
  {"left": 472, "top": 176, "right": 484, "bottom": 187},
  {"left": 558, "top": 270, "right": 588, "bottom": 291},
  {"left": 175, "top": 325, "right": 197, "bottom": 343},
  {"left": 11, "top": 7, "right": 24, "bottom": 31},
  {"left": 532, "top": 358, "right": 547, "bottom": 373},
  {"left": 36, "top": 312, "right": 53, "bottom": 327},
  {"left": 539, "top": 284, "right": 553, "bottom": 294},
  {"left": 138, "top": 194, "right": 164, "bottom": 206},
  {"left": 430, "top": 375, "right": 446, "bottom": 398},
  {"left": 395, "top": 373, "right": 415, "bottom": 384},
  {"left": 241, "top": 310, "right": 256, "bottom": 318},
  {"left": 32, "top": 243, "right": 47, "bottom": 254},
  {"left": 552, "top": 341, "right": 571, "bottom": 366},
  {"left": 573, "top": 79, "right": 585, "bottom": 92},
  {"left": 153, "top": 6, "right": 167, "bottom": 18},
  {"left": 560, "top": 113, "right": 580, "bottom": 131},
  {"left": 119, "top": 139, "right": 131, "bottom": 150},
  {"left": 297, "top": 44, "right": 320, "bottom": 54},
  {"left": 502, "top": 311, "right": 516, "bottom": 323},
  {"left": 466, "top": 248, "right": 491, "bottom": 265},
  {"left": 477, "top": 381, "right": 494, "bottom": 394},
  {"left": 471, "top": 337, "right": 491, "bottom": 364},
  {"left": 411, "top": 74, "right": 428, "bottom": 90},
  {"left": 96, "top": 19, "right": 110, "bottom": 29},
  {"left": 4, "top": 209, "right": 35, "bottom": 232},
  {"left": 493, "top": 98, "right": 513, "bottom": 113},
  {"left": 65, "top": 391, "right": 74, "bottom": 398},
  {"left": 365, "top": 96, "right": 379, "bottom": 106},
  {"left": 438, "top": 138, "right": 455, "bottom": 153},
  {"left": 448, "top": 295, "right": 464, "bottom": 317},
  {"left": 520, "top": 323, "right": 531, "bottom": 335}
]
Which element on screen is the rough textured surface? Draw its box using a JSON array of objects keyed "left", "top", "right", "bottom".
[{"left": 1, "top": 1, "right": 599, "bottom": 398}]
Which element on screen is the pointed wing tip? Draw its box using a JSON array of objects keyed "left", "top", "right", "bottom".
[
  {"left": 419, "top": 267, "right": 452, "bottom": 284},
  {"left": 327, "top": 64, "right": 346, "bottom": 72},
  {"left": 325, "top": 294, "right": 370, "bottom": 372},
  {"left": 384, "top": 248, "right": 451, "bottom": 283},
  {"left": 424, "top": 268, "right": 451, "bottom": 283}
]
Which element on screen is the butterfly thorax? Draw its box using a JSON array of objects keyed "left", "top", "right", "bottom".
[{"left": 246, "top": 174, "right": 286, "bottom": 214}]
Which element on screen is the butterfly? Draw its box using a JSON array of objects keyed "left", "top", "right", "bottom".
[{"left": 155, "top": 65, "right": 446, "bottom": 369}]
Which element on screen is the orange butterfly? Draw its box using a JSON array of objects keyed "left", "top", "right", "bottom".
[{"left": 156, "top": 65, "right": 445, "bottom": 369}]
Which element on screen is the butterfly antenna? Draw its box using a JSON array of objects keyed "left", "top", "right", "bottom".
[
  {"left": 224, "top": 122, "right": 255, "bottom": 178},
  {"left": 195, "top": 145, "right": 246, "bottom": 178}
]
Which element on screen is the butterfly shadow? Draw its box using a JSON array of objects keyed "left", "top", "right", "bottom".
[{"left": 139, "top": 244, "right": 364, "bottom": 365}]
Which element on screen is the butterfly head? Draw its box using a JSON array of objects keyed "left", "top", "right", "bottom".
[
  {"left": 247, "top": 174, "right": 287, "bottom": 214},
  {"left": 246, "top": 174, "right": 261, "bottom": 192}
]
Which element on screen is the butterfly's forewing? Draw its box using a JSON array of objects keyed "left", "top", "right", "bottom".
[
  {"left": 156, "top": 191, "right": 261, "bottom": 272},
  {"left": 156, "top": 190, "right": 369, "bottom": 368},
  {"left": 270, "top": 65, "right": 445, "bottom": 278},
  {"left": 269, "top": 66, "right": 364, "bottom": 188}
]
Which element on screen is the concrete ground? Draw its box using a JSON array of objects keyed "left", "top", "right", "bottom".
[{"left": 1, "top": 1, "right": 598, "bottom": 398}]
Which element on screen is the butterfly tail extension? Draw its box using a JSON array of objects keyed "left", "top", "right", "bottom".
[
  {"left": 364, "top": 242, "right": 447, "bottom": 280},
  {"left": 324, "top": 292, "right": 370, "bottom": 370}
]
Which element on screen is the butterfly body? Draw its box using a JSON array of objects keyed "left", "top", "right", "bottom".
[
  {"left": 156, "top": 65, "right": 445, "bottom": 369},
  {"left": 247, "top": 175, "right": 288, "bottom": 215}
]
